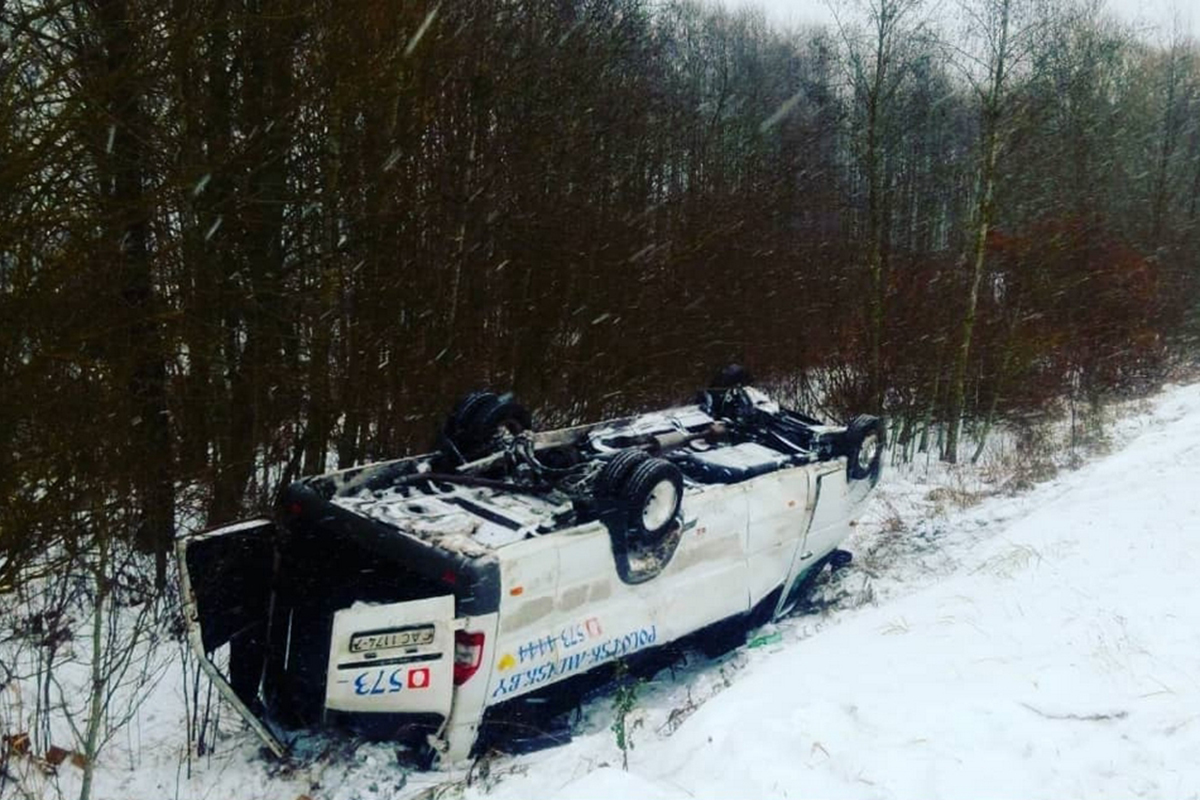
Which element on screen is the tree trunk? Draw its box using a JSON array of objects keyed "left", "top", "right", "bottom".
[
  {"left": 78, "top": 543, "right": 109, "bottom": 800},
  {"left": 95, "top": 0, "right": 174, "bottom": 587},
  {"left": 211, "top": 1, "right": 298, "bottom": 518},
  {"left": 918, "top": 352, "right": 941, "bottom": 454},
  {"left": 944, "top": 0, "right": 1010, "bottom": 464},
  {"left": 970, "top": 306, "right": 1019, "bottom": 464},
  {"left": 865, "top": 5, "right": 889, "bottom": 415}
]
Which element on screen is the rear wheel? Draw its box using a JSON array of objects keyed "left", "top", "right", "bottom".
[
  {"left": 618, "top": 459, "right": 683, "bottom": 542},
  {"left": 596, "top": 449, "right": 651, "bottom": 497}
]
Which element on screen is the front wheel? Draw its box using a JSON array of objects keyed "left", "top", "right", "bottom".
[{"left": 845, "top": 415, "right": 884, "bottom": 483}]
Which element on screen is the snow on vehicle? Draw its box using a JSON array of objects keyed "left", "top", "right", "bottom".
[{"left": 177, "top": 372, "right": 883, "bottom": 766}]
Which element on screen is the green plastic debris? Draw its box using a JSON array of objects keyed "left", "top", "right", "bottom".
[{"left": 747, "top": 631, "right": 783, "bottom": 648}]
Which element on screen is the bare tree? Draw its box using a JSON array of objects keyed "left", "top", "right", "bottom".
[
  {"left": 942, "top": 0, "right": 1044, "bottom": 462},
  {"left": 832, "top": 0, "right": 928, "bottom": 413},
  {"left": 62, "top": 538, "right": 168, "bottom": 800}
]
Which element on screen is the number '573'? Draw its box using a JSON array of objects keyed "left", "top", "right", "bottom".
[{"left": 353, "top": 667, "right": 430, "bottom": 695}]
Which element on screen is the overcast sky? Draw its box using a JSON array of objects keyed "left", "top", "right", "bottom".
[{"left": 733, "top": 0, "right": 1199, "bottom": 42}]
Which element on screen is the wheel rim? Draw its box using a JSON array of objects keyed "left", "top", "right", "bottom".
[
  {"left": 642, "top": 479, "right": 678, "bottom": 531},
  {"left": 485, "top": 417, "right": 526, "bottom": 451},
  {"left": 857, "top": 434, "right": 878, "bottom": 470}
]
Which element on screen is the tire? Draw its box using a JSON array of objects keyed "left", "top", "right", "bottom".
[
  {"left": 845, "top": 414, "right": 884, "bottom": 482},
  {"left": 449, "top": 392, "right": 498, "bottom": 433},
  {"left": 440, "top": 391, "right": 531, "bottom": 462},
  {"left": 710, "top": 363, "right": 752, "bottom": 389},
  {"left": 619, "top": 458, "right": 683, "bottom": 539},
  {"left": 439, "top": 391, "right": 497, "bottom": 455},
  {"left": 471, "top": 396, "right": 532, "bottom": 443},
  {"left": 703, "top": 364, "right": 753, "bottom": 419},
  {"left": 596, "top": 449, "right": 651, "bottom": 497}
]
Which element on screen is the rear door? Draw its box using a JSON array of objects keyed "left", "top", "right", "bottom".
[
  {"left": 176, "top": 519, "right": 287, "bottom": 756},
  {"left": 324, "top": 595, "right": 456, "bottom": 718}
]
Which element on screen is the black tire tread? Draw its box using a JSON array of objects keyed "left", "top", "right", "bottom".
[
  {"left": 597, "top": 449, "right": 651, "bottom": 497},
  {"left": 440, "top": 391, "right": 531, "bottom": 462},
  {"left": 473, "top": 398, "right": 532, "bottom": 441},
  {"left": 845, "top": 414, "right": 884, "bottom": 481},
  {"left": 448, "top": 392, "right": 498, "bottom": 436}
]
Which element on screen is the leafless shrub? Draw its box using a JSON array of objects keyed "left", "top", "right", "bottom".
[
  {"left": 1, "top": 537, "right": 171, "bottom": 800},
  {"left": 982, "top": 416, "right": 1061, "bottom": 494},
  {"left": 925, "top": 483, "right": 987, "bottom": 511},
  {"left": 872, "top": 498, "right": 908, "bottom": 535}
]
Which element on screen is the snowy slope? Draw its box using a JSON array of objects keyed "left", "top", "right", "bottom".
[
  {"left": 458, "top": 383, "right": 1200, "bottom": 800},
  {"left": 18, "top": 384, "right": 1199, "bottom": 800}
]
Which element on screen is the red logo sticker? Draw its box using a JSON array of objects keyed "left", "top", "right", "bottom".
[{"left": 408, "top": 667, "right": 430, "bottom": 689}]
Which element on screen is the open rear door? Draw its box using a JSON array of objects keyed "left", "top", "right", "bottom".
[{"left": 177, "top": 519, "right": 288, "bottom": 757}]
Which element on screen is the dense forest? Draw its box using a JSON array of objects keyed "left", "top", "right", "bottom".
[{"left": 2, "top": 0, "right": 1198, "bottom": 593}]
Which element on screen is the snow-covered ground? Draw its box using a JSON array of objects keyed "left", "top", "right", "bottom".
[
  {"left": 458, "top": 382, "right": 1200, "bottom": 800},
  {"left": 8, "top": 382, "right": 1200, "bottom": 800}
]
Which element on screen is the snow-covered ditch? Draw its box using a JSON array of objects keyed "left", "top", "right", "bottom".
[{"left": 6, "top": 383, "right": 1200, "bottom": 800}]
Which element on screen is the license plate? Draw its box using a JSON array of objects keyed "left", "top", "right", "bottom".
[{"left": 350, "top": 625, "right": 435, "bottom": 653}]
